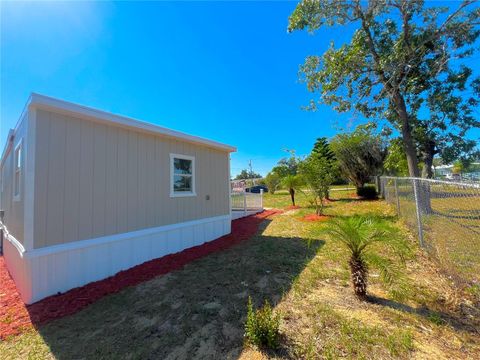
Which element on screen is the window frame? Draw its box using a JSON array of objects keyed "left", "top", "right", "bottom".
[
  {"left": 13, "top": 139, "right": 23, "bottom": 202},
  {"left": 170, "top": 153, "right": 196, "bottom": 198}
]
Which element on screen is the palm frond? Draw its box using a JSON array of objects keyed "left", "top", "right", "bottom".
[{"left": 321, "top": 215, "right": 411, "bottom": 300}]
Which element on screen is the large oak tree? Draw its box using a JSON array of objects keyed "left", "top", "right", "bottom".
[{"left": 288, "top": 0, "right": 480, "bottom": 177}]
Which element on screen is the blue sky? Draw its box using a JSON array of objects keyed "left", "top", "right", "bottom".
[{"left": 1, "top": 1, "right": 478, "bottom": 176}]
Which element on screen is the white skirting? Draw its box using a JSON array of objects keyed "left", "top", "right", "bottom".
[
  {"left": 3, "top": 214, "right": 231, "bottom": 304},
  {"left": 231, "top": 209, "right": 263, "bottom": 220}
]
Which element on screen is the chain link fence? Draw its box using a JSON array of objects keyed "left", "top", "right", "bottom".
[{"left": 381, "top": 176, "right": 480, "bottom": 286}]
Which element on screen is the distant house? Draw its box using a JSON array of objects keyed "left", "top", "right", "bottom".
[
  {"left": 434, "top": 163, "right": 480, "bottom": 180},
  {"left": 434, "top": 164, "right": 454, "bottom": 177},
  {"left": 0, "top": 94, "right": 236, "bottom": 304}
]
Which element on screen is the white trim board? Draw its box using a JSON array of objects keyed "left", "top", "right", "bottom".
[
  {"left": 27, "top": 93, "right": 237, "bottom": 153},
  {"left": 3, "top": 214, "right": 232, "bottom": 304}
]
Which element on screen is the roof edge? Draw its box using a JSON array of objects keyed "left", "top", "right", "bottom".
[{"left": 29, "top": 93, "right": 237, "bottom": 153}]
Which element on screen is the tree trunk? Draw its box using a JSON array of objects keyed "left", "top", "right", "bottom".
[
  {"left": 349, "top": 255, "right": 368, "bottom": 301},
  {"left": 421, "top": 140, "right": 435, "bottom": 179},
  {"left": 316, "top": 199, "right": 324, "bottom": 215},
  {"left": 418, "top": 142, "right": 434, "bottom": 214},
  {"left": 289, "top": 188, "right": 295, "bottom": 206},
  {"left": 394, "top": 93, "right": 420, "bottom": 178}
]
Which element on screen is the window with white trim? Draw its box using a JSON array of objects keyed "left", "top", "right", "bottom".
[
  {"left": 13, "top": 141, "right": 22, "bottom": 201},
  {"left": 170, "top": 154, "right": 196, "bottom": 197}
]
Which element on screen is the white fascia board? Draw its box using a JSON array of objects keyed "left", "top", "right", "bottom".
[{"left": 28, "top": 93, "right": 237, "bottom": 153}]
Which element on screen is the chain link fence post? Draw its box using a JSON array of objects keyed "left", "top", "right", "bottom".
[{"left": 412, "top": 178, "right": 425, "bottom": 248}]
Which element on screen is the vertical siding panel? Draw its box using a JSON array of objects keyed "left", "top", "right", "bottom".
[
  {"left": 154, "top": 137, "right": 164, "bottom": 226},
  {"left": 154, "top": 137, "right": 162, "bottom": 224},
  {"left": 78, "top": 120, "right": 94, "bottom": 241},
  {"left": 127, "top": 131, "right": 138, "bottom": 230},
  {"left": 137, "top": 134, "right": 147, "bottom": 229},
  {"left": 116, "top": 128, "right": 128, "bottom": 233},
  {"left": 220, "top": 152, "right": 227, "bottom": 214},
  {"left": 211, "top": 150, "right": 218, "bottom": 216},
  {"left": 63, "top": 118, "right": 81, "bottom": 243},
  {"left": 145, "top": 135, "right": 155, "bottom": 227},
  {"left": 33, "top": 111, "right": 50, "bottom": 248},
  {"left": 201, "top": 147, "right": 208, "bottom": 219},
  {"left": 185, "top": 142, "right": 196, "bottom": 221},
  {"left": 92, "top": 124, "right": 107, "bottom": 237},
  {"left": 176, "top": 141, "right": 184, "bottom": 224},
  {"left": 213, "top": 150, "right": 220, "bottom": 216},
  {"left": 207, "top": 147, "right": 215, "bottom": 218},
  {"left": 170, "top": 140, "right": 182, "bottom": 223},
  {"left": 222, "top": 153, "right": 229, "bottom": 213},
  {"left": 46, "top": 114, "right": 66, "bottom": 245},
  {"left": 105, "top": 127, "right": 118, "bottom": 235}
]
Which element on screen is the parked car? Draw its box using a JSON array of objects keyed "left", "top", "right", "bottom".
[
  {"left": 245, "top": 185, "right": 268, "bottom": 193},
  {"left": 445, "top": 173, "right": 461, "bottom": 181}
]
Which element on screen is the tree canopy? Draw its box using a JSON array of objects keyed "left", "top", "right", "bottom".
[
  {"left": 299, "top": 151, "right": 336, "bottom": 215},
  {"left": 384, "top": 138, "right": 409, "bottom": 176},
  {"left": 234, "top": 169, "right": 262, "bottom": 180},
  {"left": 289, "top": 0, "right": 480, "bottom": 178},
  {"left": 330, "top": 124, "right": 385, "bottom": 188}
]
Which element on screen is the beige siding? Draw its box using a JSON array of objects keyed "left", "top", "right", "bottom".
[
  {"left": 0, "top": 115, "right": 27, "bottom": 244},
  {"left": 33, "top": 109, "right": 230, "bottom": 249}
]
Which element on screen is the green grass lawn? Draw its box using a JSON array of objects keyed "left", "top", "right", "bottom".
[{"left": 1, "top": 191, "right": 479, "bottom": 359}]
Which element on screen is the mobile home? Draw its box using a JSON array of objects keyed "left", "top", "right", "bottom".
[{"left": 0, "top": 94, "right": 236, "bottom": 304}]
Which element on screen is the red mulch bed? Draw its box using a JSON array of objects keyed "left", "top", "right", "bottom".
[
  {"left": 285, "top": 205, "right": 301, "bottom": 210},
  {"left": 299, "top": 214, "right": 332, "bottom": 222},
  {"left": 0, "top": 210, "right": 281, "bottom": 339}
]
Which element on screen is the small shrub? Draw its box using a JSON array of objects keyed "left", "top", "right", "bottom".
[
  {"left": 427, "top": 312, "right": 445, "bottom": 325},
  {"left": 356, "top": 185, "right": 378, "bottom": 199},
  {"left": 244, "top": 297, "right": 280, "bottom": 349}
]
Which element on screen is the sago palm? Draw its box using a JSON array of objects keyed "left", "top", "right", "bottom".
[{"left": 322, "top": 216, "right": 410, "bottom": 301}]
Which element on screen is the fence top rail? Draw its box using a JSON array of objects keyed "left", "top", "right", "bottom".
[{"left": 380, "top": 176, "right": 480, "bottom": 189}]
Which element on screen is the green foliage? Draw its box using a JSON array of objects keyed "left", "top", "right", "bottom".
[
  {"left": 244, "top": 297, "right": 280, "bottom": 350},
  {"left": 271, "top": 150, "right": 299, "bottom": 179},
  {"left": 312, "top": 137, "right": 344, "bottom": 184},
  {"left": 235, "top": 169, "right": 262, "bottom": 180},
  {"left": 356, "top": 186, "right": 377, "bottom": 200},
  {"left": 452, "top": 160, "right": 465, "bottom": 174},
  {"left": 281, "top": 174, "right": 302, "bottom": 190},
  {"left": 288, "top": 0, "right": 480, "bottom": 178},
  {"left": 299, "top": 153, "right": 336, "bottom": 215},
  {"left": 312, "top": 137, "right": 335, "bottom": 162},
  {"left": 264, "top": 171, "right": 281, "bottom": 194},
  {"left": 330, "top": 124, "right": 385, "bottom": 189},
  {"left": 384, "top": 139, "right": 409, "bottom": 176},
  {"left": 321, "top": 216, "right": 410, "bottom": 300},
  {"left": 427, "top": 312, "right": 445, "bottom": 326}
]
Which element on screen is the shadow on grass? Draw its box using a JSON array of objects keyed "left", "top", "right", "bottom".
[
  {"left": 33, "top": 218, "right": 323, "bottom": 359},
  {"left": 368, "top": 295, "right": 480, "bottom": 335}
]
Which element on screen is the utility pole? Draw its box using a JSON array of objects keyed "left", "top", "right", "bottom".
[{"left": 248, "top": 159, "right": 253, "bottom": 177}]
